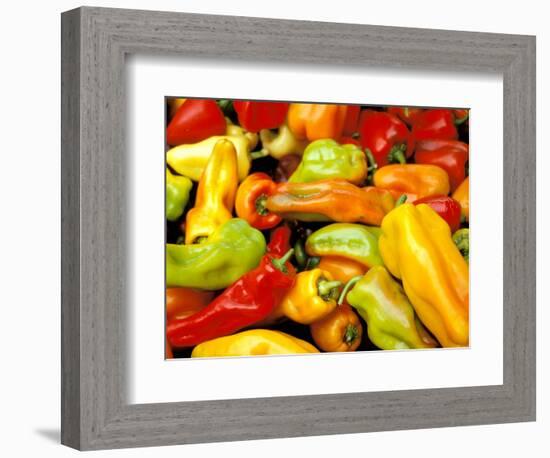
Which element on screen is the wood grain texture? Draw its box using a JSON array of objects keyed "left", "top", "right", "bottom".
[{"left": 61, "top": 6, "right": 536, "bottom": 450}]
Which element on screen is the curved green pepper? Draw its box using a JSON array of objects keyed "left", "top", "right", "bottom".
[
  {"left": 166, "top": 218, "right": 266, "bottom": 290},
  {"left": 166, "top": 169, "right": 193, "bottom": 221},
  {"left": 305, "top": 223, "right": 382, "bottom": 268},
  {"left": 452, "top": 228, "right": 469, "bottom": 263},
  {"left": 345, "top": 266, "right": 438, "bottom": 350},
  {"left": 289, "top": 139, "right": 368, "bottom": 184}
]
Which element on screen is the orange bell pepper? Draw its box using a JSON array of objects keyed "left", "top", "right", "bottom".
[
  {"left": 266, "top": 179, "right": 395, "bottom": 226},
  {"left": 166, "top": 287, "right": 215, "bottom": 321},
  {"left": 318, "top": 256, "right": 367, "bottom": 283},
  {"left": 287, "top": 103, "right": 349, "bottom": 141},
  {"left": 235, "top": 173, "right": 282, "bottom": 230},
  {"left": 452, "top": 176, "right": 469, "bottom": 222},
  {"left": 310, "top": 304, "right": 363, "bottom": 352},
  {"left": 374, "top": 164, "right": 450, "bottom": 199}
]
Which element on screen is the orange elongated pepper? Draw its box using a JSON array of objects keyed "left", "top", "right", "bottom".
[
  {"left": 310, "top": 304, "right": 363, "bottom": 352},
  {"left": 374, "top": 164, "right": 450, "bottom": 199},
  {"left": 185, "top": 139, "right": 238, "bottom": 244},
  {"left": 166, "top": 287, "right": 214, "bottom": 321},
  {"left": 265, "top": 179, "right": 395, "bottom": 226},
  {"left": 379, "top": 203, "right": 469, "bottom": 347},
  {"left": 287, "top": 103, "right": 348, "bottom": 141},
  {"left": 452, "top": 176, "right": 469, "bottom": 222}
]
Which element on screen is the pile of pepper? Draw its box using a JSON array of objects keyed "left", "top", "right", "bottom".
[{"left": 165, "top": 98, "right": 470, "bottom": 358}]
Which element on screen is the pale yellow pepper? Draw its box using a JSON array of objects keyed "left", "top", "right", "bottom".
[{"left": 191, "top": 330, "right": 319, "bottom": 357}]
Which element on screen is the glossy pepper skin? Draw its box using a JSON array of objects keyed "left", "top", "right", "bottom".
[
  {"left": 409, "top": 109, "right": 458, "bottom": 153},
  {"left": 452, "top": 177, "right": 469, "bottom": 222},
  {"left": 318, "top": 256, "right": 367, "bottom": 283},
  {"left": 267, "top": 225, "right": 292, "bottom": 257},
  {"left": 310, "top": 304, "right": 363, "bottom": 352},
  {"left": 166, "top": 218, "right": 266, "bottom": 290},
  {"left": 166, "top": 287, "right": 214, "bottom": 321},
  {"left": 414, "top": 195, "right": 462, "bottom": 233},
  {"left": 379, "top": 204, "right": 469, "bottom": 347},
  {"left": 166, "top": 134, "right": 253, "bottom": 182},
  {"left": 288, "top": 139, "right": 368, "bottom": 185},
  {"left": 386, "top": 106, "right": 424, "bottom": 126},
  {"left": 345, "top": 266, "right": 438, "bottom": 350},
  {"left": 166, "top": 169, "right": 192, "bottom": 222},
  {"left": 191, "top": 330, "right": 319, "bottom": 357},
  {"left": 166, "top": 99, "right": 226, "bottom": 146},
  {"left": 185, "top": 139, "right": 238, "bottom": 244},
  {"left": 233, "top": 100, "right": 290, "bottom": 132},
  {"left": 266, "top": 179, "right": 395, "bottom": 226},
  {"left": 272, "top": 268, "right": 343, "bottom": 324},
  {"left": 415, "top": 139, "right": 469, "bottom": 192},
  {"left": 235, "top": 173, "right": 282, "bottom": 230},
  {"left": 374, "top": 164, "right": 450, "bottom": 199},
  {"left": 287, "top": 103, "right": 349, "bottom": 141},
  {"left": 306, "top": 223, "right": 383, "bottom": 268},
  {"left": 167, "top": 248, "right": 295, "bottom": 348},
  {"left": 259, "top": 124, "right": 307, "bottom": 159},
  {"left": 358, "top": 110, "right": 411, "bottom": 167}
]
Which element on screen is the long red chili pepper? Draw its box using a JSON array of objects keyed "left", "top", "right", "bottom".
[
  {"left": 167, "top": 249, "right": 296, "bottom": 348},
  {"left": 267, "top": 225, "right": 292, "bottom": 257}
]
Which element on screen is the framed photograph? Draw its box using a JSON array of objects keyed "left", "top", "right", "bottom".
[{"left": 61, "top": 6, "right": 536, "bottom": 450}]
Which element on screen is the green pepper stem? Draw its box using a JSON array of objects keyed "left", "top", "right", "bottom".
[
  {"left": 271, "top": 248, "right": 295, "bottom": 273},
  {"left": 388, "top": 144, "right": 407, "bottom": 164},
  {"left": 395, "top": 194, "right": 408, "bottom": 207},
  {"left": 364, "top": 148, "right": 378, "bottom": 171},
  {"left": 317, "top": 280, "right": 343, "bottom": 299},
  {"left": 344, "top": 323, "right": 359, "bottom": 345},
  {"left": 255, "top": 194, "right": 269, "bottom": 216},
  {"left": 338, "top": 275, "right": 363, "bottom": 305},
  {"left": 293, "top": 239, "right": 308, "bottom": 268},
  {"left": 250, "top": 149, "right": 269, "bottom": 160}
]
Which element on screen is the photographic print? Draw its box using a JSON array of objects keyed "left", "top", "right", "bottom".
[{"left": 165, "top": 99, "right": 470, "bottom": 359}]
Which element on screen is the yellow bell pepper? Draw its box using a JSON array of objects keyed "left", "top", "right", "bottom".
[
  {"left": 258, "top": 124, "right": 307, "bottom": 159},
  {"left": 191, "top": 329, "right": 319, "bottom": 357},
  {"left": 452, "top": 176, "right": 469, "bottom": 222},
  {"left": 271, "top": 269, "right": 342, "bottom": 324},
  {"left": 166, "top": 134, "right": 252, "bottom": 182},
  {"left": 379, "top": 203, "right": 469, "bottom": 347},
  {"left": 185, "top": 139, "right": 238, "bottom": 244}
]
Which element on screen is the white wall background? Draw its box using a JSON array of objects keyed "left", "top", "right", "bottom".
[{"left": 0, "top": 1, "right": 546, "bottom": 456}]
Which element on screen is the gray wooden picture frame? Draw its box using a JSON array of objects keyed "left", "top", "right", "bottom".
[{"left": 61, "top": 6, "right": 536, "bottom": 451}]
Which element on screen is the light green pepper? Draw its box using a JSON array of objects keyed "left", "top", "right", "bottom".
[{"left": 166, "top": 169, "right": 192, "bottom": 221}]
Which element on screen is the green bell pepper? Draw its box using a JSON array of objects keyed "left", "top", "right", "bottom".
[
  {"left": 288, "top": 139, "right": 368, "bottom": 185},
  {"left": 166, "top": 169, "right": 193, "bottom": 221},
  {"left": 305, "top": 223, "right": 383, "bottom": 268},
  {"left": 344, "top": 266, "right": 438, "bottom": 350},
  {"left": 452, "top": 228, "right": 469, "bottom": 263},
  {"left": 166, "top": 218, "right": 266, "bottom": 290}
]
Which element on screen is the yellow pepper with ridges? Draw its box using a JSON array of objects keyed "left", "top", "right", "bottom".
[
  {"left": 270, "top": 269, "right": 343, "bottom": 324},
  {"left": 185, "top": 139, "right": 238, "bottom": 244},
  {"left": 379, "top": 203, "right": 469, "bottom": 347},
  {"left": 167, "top": 133, "right": 253, "bottom": 182},
  {"left": 191, "top": 329, "right": 319, "bottom": 357}
]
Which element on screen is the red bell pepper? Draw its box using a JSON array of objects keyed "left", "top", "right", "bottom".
[
  {"left": 387, "top": 107, "right": 425, "bottom": 126},
  {"left": 414, "top": 195, "right": 462, "bottom": 232},
  {"left": 342, "top": 105, "right": 361, "bottom": 136},
  {"left": 358, "top": 110, "right": 411, "bottom": 167},
  {"left": 167, "top": 249, "right": 296, "bottom": 348},
  {"left": 409, "top": 109, "right": 458, "bottom": 154},
  {"left": 414, "top": 139, "right": 469, "bottom": 191},
  {"left": 166, "top": 99, "right": 226, "bottom": 146},
  {"left": 233, "top": 100, "right": 290, "bottom": 132}
]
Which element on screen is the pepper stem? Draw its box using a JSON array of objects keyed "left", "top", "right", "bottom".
[
  {"left": 364, "top": 148, "right": 378, "bottom": 171},
  {"left": 317, "top": 280, "right": 343, "bottom": 300},
  {"left": 338, "top": 275, "right": 363, "bottom": 305},
  {"left": 395, "top": 194, "right": 407, "bottom": 207},
  {"left": 250, "top": 149, "right": 269, "bottom": 160},
  {"left": 344, "top": 324, "right": 359, "bottom": 345},
  {"left": 270, "top": 248, "right": 295, "bottom": 273},
  {"left": 255, "top": 194, "right": 269, "bottom": 216},
  {"left": 388, "top": 143, "right": 407, "bottom": 164}
]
